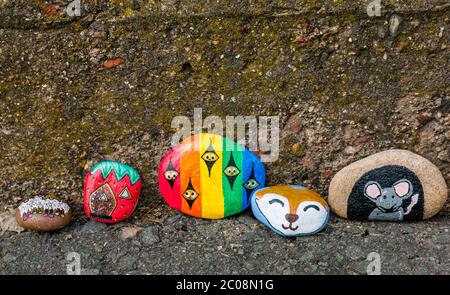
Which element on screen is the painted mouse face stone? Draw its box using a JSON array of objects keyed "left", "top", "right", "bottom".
[
  {"left": 16, "top": 194, "right": 72, "bottom": 232},
  {"left": 329, "top": 149, "right": 448, "bottom": 221},
  {"left": 159, "top": 133, "right": 266, "bottom": 219},
  {"left": 251, "top": 186, "right": 330, "bottom": 237},
  {"left": 84, "top": 161, "right": 142, "bottom": 224}
]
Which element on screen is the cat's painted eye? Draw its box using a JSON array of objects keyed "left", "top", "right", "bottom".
[
  {"left": 269, "top": 199, "right": 284, "bottom": 207},
  {"left": 303, "top": 204, "right": 320, "bottom": 212}
]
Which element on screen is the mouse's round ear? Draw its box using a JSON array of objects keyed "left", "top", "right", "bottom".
[
  {"left": 393, "top": 179, "right": 412, "bottom": 197},
  {"left": 364, "top": 181, "right": 381, "bottom": 199}
]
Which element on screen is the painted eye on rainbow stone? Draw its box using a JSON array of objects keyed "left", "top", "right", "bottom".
[
  {"left": 244, "top": 178, "right": 260, "bottom": 190},
  {"left": 181, "top": 178, "right": 200, "bottom": 209},
  {"left": 224, "top": 165, "right": 240, "bottom": 177},
  {"left": 163, "top": 158, "right": 179, "bottom": 189},
  {"left": 201, "top": 139, "right": 220, "bottom": 177},
  {"left": 164, "top": 170, "right": 178, "bottom": 180},
  {"left": 201, "top": 151, "right": 218, "bottom": 162},
  {"left": 182, "top": 189, "right": 199, "bottom": 201}
]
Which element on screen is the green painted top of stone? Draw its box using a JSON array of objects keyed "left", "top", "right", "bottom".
[{"left": 91, "top": 161, "right": 141, "bottom": 185}]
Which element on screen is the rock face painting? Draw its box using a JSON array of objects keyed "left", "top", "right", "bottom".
[
  {"left": 251, "top": 185, "right": 330, "bottom": 237},
  {"left": 158, "top": 133, "right": 266, "bottom": 219},
  {"left": 16, "top": 195, "right": 72, "bottom": 231},
  {"left": 84, "top": 161, "right": 142, "bottom": 224},
  {"left": 329, "top": 149, "right": 448, "bottom": 221}
]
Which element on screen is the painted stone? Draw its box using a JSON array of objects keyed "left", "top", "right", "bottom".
[
  {"left": 329, "top": 149, "right": 448, "bottom": 221},
  {"left": 16, "top": 195, "right": 72, "bottom": 231},
  {"left": 84, "top": 161, "right": 142, "bottom": 224},
  {"left": 159, "top": 133, "right": 266, "bottom": 219},
  {"left": 251, "top": 185, "right": 330, "bottom": 237}
]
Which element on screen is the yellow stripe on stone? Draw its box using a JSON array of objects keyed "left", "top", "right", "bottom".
[{"left": 200, "top": 133, "right": 224, "bottom": 218}]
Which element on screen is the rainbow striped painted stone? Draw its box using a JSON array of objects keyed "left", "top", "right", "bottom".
[{"left": 158, "top": 133, "right": 266, "bottom": 219}]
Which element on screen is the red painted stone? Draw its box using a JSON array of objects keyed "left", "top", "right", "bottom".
[{"left": 84, "top": 161, "right": 141, "bottom": 224}]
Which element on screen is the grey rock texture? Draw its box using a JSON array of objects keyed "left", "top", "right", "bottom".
[
  {"left": 0, "top": 213, "right": 448, "bottom": 274},
  {"left": 140, "top": 225, "right": 160, "bottom": 245},
  {"left": 0, "top": 0, "right": 448, "bottom": 274}
]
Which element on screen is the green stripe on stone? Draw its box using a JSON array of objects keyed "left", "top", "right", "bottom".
[
  {"left": 91, "top": 161, "right": 141, "bottom": 185},
  {"left": 222, "top": 138, "right": 243, "bottom": 217}
]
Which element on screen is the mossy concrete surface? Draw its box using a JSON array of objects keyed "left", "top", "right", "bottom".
[{"left": 0, "top": 1, "right": 448, "bottom": 274}]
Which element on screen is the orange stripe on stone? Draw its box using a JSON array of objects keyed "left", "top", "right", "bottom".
[{"left": 180, "top": 136, "right": 202, "bottom": 217}]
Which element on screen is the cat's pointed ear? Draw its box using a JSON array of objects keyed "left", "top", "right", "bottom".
[
  {"left": 364, "top": 181, "right": 381, "bottom": 200},
  {"left": 393, "top": 179, "right": 412, "bottom": 198}
]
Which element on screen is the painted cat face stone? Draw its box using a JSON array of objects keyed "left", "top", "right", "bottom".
[
  {"left": 158, "top": 133, "right": 266, "bottom": 219},
  {"left": 84, "top": 161, "right": 141, "bottom": 224},
  {"left": 251, "top": 185, "right": 330, "bottom": 237}
]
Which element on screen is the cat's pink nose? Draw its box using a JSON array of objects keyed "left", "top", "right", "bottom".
[{"left": 285, "top": 213, "right": 299, "bottom": 223}]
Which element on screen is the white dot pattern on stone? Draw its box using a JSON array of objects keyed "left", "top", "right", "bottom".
[{"left": 18, "top": 195, "right": 70, "bottom": 215}]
